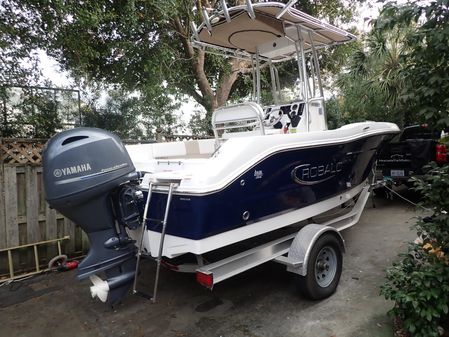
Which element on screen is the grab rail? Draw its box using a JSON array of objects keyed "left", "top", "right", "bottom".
[{"left": 212, "top": 102, "right": 266, "bottom": 138}]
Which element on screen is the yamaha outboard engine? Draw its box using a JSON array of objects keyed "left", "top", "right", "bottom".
[{"left": 43, "top": 127, "right": 143, "bottom": 305}]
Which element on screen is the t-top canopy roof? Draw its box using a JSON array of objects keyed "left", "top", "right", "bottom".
[{"left": 193, "top": 1, "right": 356, "bottom": 62}]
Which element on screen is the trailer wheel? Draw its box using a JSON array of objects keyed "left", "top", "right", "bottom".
[{"left": 297, "top": 233, "right": 342, "bottom": 300}]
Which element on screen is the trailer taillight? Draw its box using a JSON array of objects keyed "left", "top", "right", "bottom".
[
  {"left": 436, "top": 144, "right": 447, "bottom": 164},
  {"left": 196, "top": 271, "right": 214, "bottom": 289}
]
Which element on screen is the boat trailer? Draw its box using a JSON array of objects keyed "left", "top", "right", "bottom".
[{"left": 129, "top": 180, "right": 372, "bottom": 303}]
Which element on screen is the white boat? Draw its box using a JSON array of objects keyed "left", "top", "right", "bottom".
[{"left": 43, "top": 1, "right": 399, "bottom": 305}]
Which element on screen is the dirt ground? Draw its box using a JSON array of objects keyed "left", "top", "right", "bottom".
[{"left": 0, "top": 192, "right": 419, "bottom": 337}]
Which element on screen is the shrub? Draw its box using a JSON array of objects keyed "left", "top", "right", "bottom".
[{"left": 381, "top": 163, "right": 449, "bottom": 337}]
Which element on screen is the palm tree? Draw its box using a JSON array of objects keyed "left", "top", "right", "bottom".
[{"left": 336, "top": 25, "right": 415, "bottom": 127}]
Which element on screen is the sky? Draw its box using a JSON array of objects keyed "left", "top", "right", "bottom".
[{"left": 37, "top": 50, "right": 74, "bottom": 87}]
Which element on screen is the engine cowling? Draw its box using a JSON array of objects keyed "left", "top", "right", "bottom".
[{"left": 43, "top": 127, "right": 141, "bottom": 305}]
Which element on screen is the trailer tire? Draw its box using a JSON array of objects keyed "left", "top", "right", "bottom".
[
  {"left": 297, "top": 233, "right": 342, "bottom": 300},
  {"left": 373, "top": 186, "right": 388, "bottom": 198}
]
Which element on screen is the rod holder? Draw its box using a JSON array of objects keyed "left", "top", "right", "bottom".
[
  {"left": 221, "top": 0, "right": 231, "bottom": 22},
  {"left": 276, "top": 0, "right": 298, "bottom": 19},
  {"left": 190, "top": 21, "right": 200, "bottom": 40},
  {"left": 202, "top": 7, "right": 212, "bottom": 34},
  {"left": 246, "top": 0, "right": 256, "bottom": 19}
]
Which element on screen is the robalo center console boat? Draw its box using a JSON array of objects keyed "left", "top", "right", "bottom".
[{"left": 43, "top": 1, "right": 399, "bottom": 305}]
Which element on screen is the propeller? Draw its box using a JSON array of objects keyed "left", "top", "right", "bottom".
[{"left": 89, "top": 274, "right": 109, "bottom": 303}]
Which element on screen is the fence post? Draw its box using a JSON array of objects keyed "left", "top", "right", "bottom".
[
  {"left": 0, "top": 138, "right": 6, "bottom": 250},
  {"left": 156, "top": 128, "right": 163, "bottom": 142},
  {"left": 26, "top": 166, "right": 41, "bottom": 243},
  {"left": 4, "top": 165, "right": 19, "bottom": 249}
]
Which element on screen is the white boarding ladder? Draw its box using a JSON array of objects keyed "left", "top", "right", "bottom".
[{"left": 132, "top": 177, "right": 181, "bottom": 303}]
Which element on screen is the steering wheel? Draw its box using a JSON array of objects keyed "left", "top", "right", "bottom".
[{"left": 264, "top": 108, "right": 283, "bottom": 127}]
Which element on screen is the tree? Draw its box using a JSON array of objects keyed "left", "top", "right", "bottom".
[
  {"left": 325, "top": 96, "right": 343, "bottom": 129},
  {"left": 82, "top": 89, "right": 183, "bottom": 140},
  {"left": 335, "top": 25, "right": 415, "bottom": 127},
  {"left": 1, "top": 86, "right": 63, "bottom": 138},
  {"left": 375, "top": 0, "right": 449, "bottom": 129},
  {"left": 378, "top": 1, "right": 449, "bottom": 336},
  {"left": 0, "top": 1, "right": 42, "bottom": 85},
  {"left": 1, "top": 0, "right": 366, "bottom": 135}
]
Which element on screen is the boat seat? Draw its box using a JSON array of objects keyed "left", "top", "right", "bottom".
[
  {"left": 125, "top": 143, "right": 154, "bottom": 162},
  {"left": 153, "top": 139, "right": 215, "bottom": 159}
]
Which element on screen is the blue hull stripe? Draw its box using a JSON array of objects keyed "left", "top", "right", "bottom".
[{"left": 146, "top": 134, "right": 387, "bottom": 240}]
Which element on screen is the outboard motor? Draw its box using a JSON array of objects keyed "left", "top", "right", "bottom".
[{"left": 43, "top": 127, "right": 143, "bottom": 305}]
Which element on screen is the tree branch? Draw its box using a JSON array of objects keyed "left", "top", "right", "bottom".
[
  {"left": 215, "top": 59, "right": 252, "bottom": 107},
  {"left": 172, "top": 15, "right": 215, "bottom": 110},
  {"left": 182, "top": 85, "right": 206, "bottom": 107}
]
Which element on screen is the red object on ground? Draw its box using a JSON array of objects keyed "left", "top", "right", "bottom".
[
  {"left": 57, "top": 260, "right": 79, "bottom": 272},
  {"left": 65, "top": 261, "right": 79, "bottom": 270}
]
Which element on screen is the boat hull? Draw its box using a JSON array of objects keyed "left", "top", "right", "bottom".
[
  {"left": 143, "top": 181, "right": 366, "bottom": 258},
  {"left": 144, "top": 134, "right": 388, "bottom": 244}
]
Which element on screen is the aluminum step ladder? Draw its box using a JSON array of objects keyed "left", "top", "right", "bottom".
[{"left": 132, "top": 178, "right": 180, "bottom": 303}]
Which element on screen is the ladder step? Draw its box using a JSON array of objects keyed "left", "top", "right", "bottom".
[
  {"left": 147, "top": 218, "right": 164, "bottom": 224},
  {"left": 133, "top": 290, "right": 154, "bottom": 301},
  {"left": 139, "top": 252, "right": 153, "bottom": 259}
]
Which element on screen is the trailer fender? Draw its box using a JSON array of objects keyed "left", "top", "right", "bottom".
[{"left": 286, "top": 224, "right": 345, "bottom": 276}]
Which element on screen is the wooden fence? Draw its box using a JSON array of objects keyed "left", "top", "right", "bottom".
[{"left": 0, "top": 138, "right": 88, "bottom": 276}]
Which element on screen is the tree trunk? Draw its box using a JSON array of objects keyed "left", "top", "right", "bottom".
[{"left": 215, "top": 59, "right": 245, "bottom": 108}]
